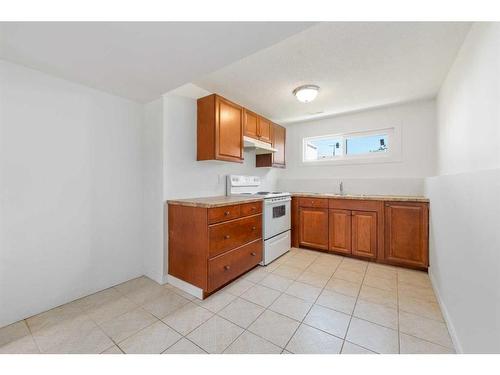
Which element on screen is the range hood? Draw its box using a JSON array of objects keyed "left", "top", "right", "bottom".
[{"left": 243, "top": 136, "right": 277, "bottom": 154}]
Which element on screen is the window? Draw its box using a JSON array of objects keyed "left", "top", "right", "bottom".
[{"left": 303, "top": 128, "right": 394, "bottom": 163}]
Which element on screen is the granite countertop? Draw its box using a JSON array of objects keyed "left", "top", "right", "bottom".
[
  {"left": 291, "top": 192, "right": 429, "bottom": 203},
  {"left": 167, "top": 195, "right": 264, "bottom": 208}
]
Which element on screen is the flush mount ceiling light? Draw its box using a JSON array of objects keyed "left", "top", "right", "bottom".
[{"left": 293, "top": 84, "right": 320, "bottom": 103}]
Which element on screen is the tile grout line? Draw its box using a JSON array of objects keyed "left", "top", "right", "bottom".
[
  {"left": 339, "top": 258, "right": 368, "bottom": 354},
  {"left": 23, "top": 318, "right": 42, "bottom": 354},
  {"left": 396, "top": 269, "right": 401, "bottom": 353},
  {"left": 279, "top": 252, "right": 344, "bottom": 353}
]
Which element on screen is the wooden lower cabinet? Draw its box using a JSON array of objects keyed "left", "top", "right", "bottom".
[
  {"left": 299, "top": 207, "right": 329, "bottom": 250},
  {"left": 168, "top": 201, "right": 263, "bottom": 296},
  {"left": 329, "top": 209, "right": 351, "bottom": 254},
  {"left": 292, "top": 197, "right": 429, "bottom": 270},
  {"left": 384, "top": 202, "right": 429, "bottom": 268},
  {"left": 351, "top": 211, "right": 377, "bottom": 259}
]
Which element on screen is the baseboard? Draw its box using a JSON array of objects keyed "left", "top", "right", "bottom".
[
  {"left": 166, "top": 274, "right": 203, "bottom": 300},
  {"left": 428, "top": 268, "right": 463, "bottom": 354}
]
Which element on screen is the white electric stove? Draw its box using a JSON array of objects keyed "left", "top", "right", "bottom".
[{"left": 226, "top": 175, "right": 291, "bottom": 265}]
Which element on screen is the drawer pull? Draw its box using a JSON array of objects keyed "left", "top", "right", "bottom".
[
  {"left": 224, "top": 265, "right": 231, "bottom": 271},
  {"left": 251, "top": 252, "right": 256, "bottom": 256},
  {"left": 251, "top": 226, "right": 256, "bottom": 231},
  {"left": 224, "top": 235, "right": 230, "bottom": 239},
  {"left": 224, "top": 211, "right": 230, "bottom": 216},
  {"left": 251, "top": 206, "right": 256, "bottom": 211}
]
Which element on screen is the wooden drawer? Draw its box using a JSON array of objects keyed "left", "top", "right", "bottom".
[
  {"left": 208, "top": 204, "right": 241, "bottom": 224},
  {"left": 298, "top": 197, "right": 329, "bottom": 208},
  {"left": 329, "top": 199, "right": 382, "bottom": 211},
  {"left": 208, "top": 214, "right": 262, "bottom": 257},
  {"left": 240, "top": 201, "right": 262, "bottom": 217},
  {"left": 208, "top": 240, "right": 262, "bottom": 292}
]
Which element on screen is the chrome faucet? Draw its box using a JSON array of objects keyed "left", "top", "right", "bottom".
[{"left": 339, "top": 181, "right": 344, "bottom": 195}]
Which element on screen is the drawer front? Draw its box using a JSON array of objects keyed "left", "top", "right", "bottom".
[
  {"left": 209, "top": 215, "right": 262, "bottom": 257},
  {"left": 240, "top": 201, "right": 262, "bottom": 217},
  {"left": 208, "top": 240, "right": 262, "bottom": 292},
  {"left": 298, "top": 197, "right": 329, "bottom": 208},
  {"left": 208, "top": 204, "right": 241, "bottom": 224}
]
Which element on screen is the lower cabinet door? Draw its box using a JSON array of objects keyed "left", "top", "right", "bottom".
[
  {"left": 351, "top": 211, "right": 377, "bottom": 259},
  {"left": 207, "top": 239, "right": 262, "bottom": 292},
  {"left": 384, "top": 202, "right": 429, "bottom": 268},
  {"left": 299, "top": 207, "right": 329, "bottom": 250},
  {"left": 329, "top": 209, "right": 352, "bottom": 254}
]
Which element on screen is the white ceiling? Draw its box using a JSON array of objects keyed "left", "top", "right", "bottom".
[
  {"left": 0, "top": 22, "right": 313, "bottom": 102},
  {"left": 195, "top": 22, "right": 472, "bottom": 124}
]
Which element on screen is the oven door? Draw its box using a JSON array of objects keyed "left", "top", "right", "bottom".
[{"left": 264, "top": 198, "right": 291, "bottom": 240}]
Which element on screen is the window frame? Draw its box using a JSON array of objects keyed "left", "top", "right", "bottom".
[{"left": 301, "top": 126, "right": 401, "bottom": 166}]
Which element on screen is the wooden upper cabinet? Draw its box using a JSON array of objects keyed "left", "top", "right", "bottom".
[
  {"left": 351, "top": 211, "right": 377, "bottom": 259},
  {"left": 329, "top": 209, "right": 351, "bottom": 254},
  {"left": 255, "top": 123, "right": 286, "bottom": 168},
  {"left": 244, "top": 110, "right": 271, "bottom": 143},
  {"left": 384, "top": 202, "right": 429, "bottom": 268},
  {"left": 299, "top": 207, "right": 329, "bottom": 250},
  {"left": 197, "top": 94, "right": 243, "bottom": 163},
  {"left": 272, "top": 124, "right": 286, "bottom": 167},
  {"left": 258, "top": 117, "right": 272, "bottom": 143},
  {"left": 243, "top": 110, "right": 259, "bottom": 139}
]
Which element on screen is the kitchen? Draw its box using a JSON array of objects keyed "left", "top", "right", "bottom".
[{"left": 1, "top": 12, "right": 499, "bottom": 364}]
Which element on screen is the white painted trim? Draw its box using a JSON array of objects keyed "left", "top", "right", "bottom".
[
  {"left": 428, "top": 268, "right": 463, "bottom": 353},
  {"left": 166, "top": 274, "right": 204, "bottom": 300}
]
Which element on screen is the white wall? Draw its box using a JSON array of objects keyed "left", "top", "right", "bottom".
[
  {"left": 0, "top": 61, "right": 145, "bottom": 327},
  {"left": 426, "top": 23, "right": 500, "bottom": 353},
  {"left": 279, "top": 99, "right": 436, "bottom": 195},
  {"left": 142, "top": 99, "right": 165, "bottom": 283}
]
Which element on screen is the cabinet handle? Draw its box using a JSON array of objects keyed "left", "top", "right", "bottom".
[
  {"left": 251, "top": 206, "right": 256, "bottom": 211},
  {"left": 251, "top": 226, "right": 256, "bottom": 231},
  {"left": 224, "top": 211, "right": 230, "bottom": 216},
  {"left": 224, "top": 235, "right": 230, "bottom": 239},
  {"left": 251, "top": 252, "right": 256, "bottom": 256},
  {"left": 224, "top": 265, "right": 231, "bottom": 271}
]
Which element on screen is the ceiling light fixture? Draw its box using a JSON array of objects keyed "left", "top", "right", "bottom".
[{"left": 293, "top": 84, "right": 320, "bottom": 103}]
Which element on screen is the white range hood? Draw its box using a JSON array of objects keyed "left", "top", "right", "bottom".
[{"left": 243, "top": 136, "right": 277, "bottom": 154}]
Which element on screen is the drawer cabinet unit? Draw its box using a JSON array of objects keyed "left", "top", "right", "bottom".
[
  {"left": 299, "top": 207, "right": 329, "bottom": 250},
  {"left": 168, "top": 200, "right": 263, "bottom": 296},
  {"left": 384, "top": 202, "right": 429, "bottom": 268},
  {"left": 197, "top": 94, "right": 243, "bottom": 163}
]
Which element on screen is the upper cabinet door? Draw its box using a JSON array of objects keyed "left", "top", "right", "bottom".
[
  {"left": 244, "top": 110, "right": 259, "bottom": 139},
  {"left": 272, "top": 124, "right": 286, "bottom": 167},
  {"left": 384, "top": 202, "right": 429, "bottom": 268},
  {"left": 258, "top": 117, "right": 272, "bottom": 143},
  {"left": 351, "top": 211, "right": 377, "bottom": 259},
  {"left": 216, "top": 96, "right": 243, "bottom": 162}
]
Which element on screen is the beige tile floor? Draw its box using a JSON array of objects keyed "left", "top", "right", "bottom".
[{"left": 0, "top": 248, "right": 455, "bottom": 354}]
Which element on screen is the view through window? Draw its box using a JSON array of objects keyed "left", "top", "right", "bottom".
[{"left": 303, "top": 129, "right": 392, "bottom": 162}]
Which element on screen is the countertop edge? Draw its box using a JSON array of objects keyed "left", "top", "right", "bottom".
[
  {"left": 167, "top": 196, "right": 264, "bottom": 208},
  {"left": 291, "top": 192, "right": 429, "bottom": 203}
]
